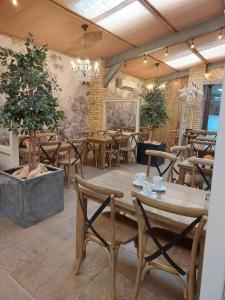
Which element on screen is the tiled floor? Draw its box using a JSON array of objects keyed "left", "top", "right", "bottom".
[{"left": 0, "top": 162, "right": 183, "bottom": 300}]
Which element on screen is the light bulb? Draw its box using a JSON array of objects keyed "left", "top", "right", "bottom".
[
  {"left": 191, "top": 39, "right": 194, "bottom": 49},
  {"left": 144, "top": 54, "right": 147, "bottom": 64},
  {"left": 12, "top": 0, "right": 18, "bottom": 5},
  {"left": 218, "top": 28, "right": 222, "bottom": 40},
  {"left": 165, "top": 47, "right": 168, "bottom": 57}
]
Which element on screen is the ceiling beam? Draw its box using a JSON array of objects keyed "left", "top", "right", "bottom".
[
  {"left": 138, "top": 0, "right": 177, "bottom": 32},
  {"left": 103, "top": 62, "right": 122, "bottom": 87},
  {"left": 157, "top": 60, "right": 225, "bottom": 82},
  {"left": 106, "top": 15, "right": 225, "bottom": 67},
  {"left": 139, "top": 0, "right": 209, "bottom": 65}
]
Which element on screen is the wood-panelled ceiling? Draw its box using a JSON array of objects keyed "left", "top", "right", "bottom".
[{"left": 0, "top": 0, "right": 224, "bottom": 79}]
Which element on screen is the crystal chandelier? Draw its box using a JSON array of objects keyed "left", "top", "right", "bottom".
[{"left": 71, "top": 24, "right": 100, "bottom": 83}]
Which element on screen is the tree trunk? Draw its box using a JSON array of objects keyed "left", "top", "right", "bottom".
[
  {"left": 148, "top": 126, "right": 153, "bottom": 142},
  {"left": 28, "top": 131, "right": 37, "bottom": 171}
]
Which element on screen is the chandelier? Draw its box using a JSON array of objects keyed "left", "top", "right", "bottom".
[{"left": 71, "top": 24, "right": 100, "bottom": 83}]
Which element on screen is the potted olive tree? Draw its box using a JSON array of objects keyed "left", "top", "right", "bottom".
[
  {"left": 0, "top": 33, "right": 65, "bottom": 227},
  {"left": 140, "top": 80, "right": 168, "bottom": 140},
  {"left": 137, "top": 81, "right": 168, "bottom": 165}
]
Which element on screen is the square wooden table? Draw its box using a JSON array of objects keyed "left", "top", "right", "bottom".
[{"left": 75, "top": 169, "right": 207, "bottom": 298}]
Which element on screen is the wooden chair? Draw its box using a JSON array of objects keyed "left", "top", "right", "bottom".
[
  {"left": 105, "top": 133, "right": 123, "bottom": 168},
  {"left": 189, "top": 139, "right": 215, "bottom": 158},
  {"left": 58, "top": 138, "right": 86, "bottom": 186},
  {"left": 131, "top": 191, "right": 207, "bottom": 300},
  {"left": 37, "top": 140, "right": 62, "bottom": 166},
  {"left": 145, "top": 150, "right": 177, "bottom": 182},
  {"left": 188, "top": 157, "right": 214, "bottom": 191},
  {"left": 170, "top": 145, "right": 192, "bottom": 181},
  {"left": 120, "top": 133, "right": 139, "bottom": 164},
  {"left": 75, "top": 175, "right": 138, "bottom": 300}
]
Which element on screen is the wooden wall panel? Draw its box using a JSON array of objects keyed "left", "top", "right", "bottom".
[{"left": 152, "top": 76, "right": 189, "bottom": 148}]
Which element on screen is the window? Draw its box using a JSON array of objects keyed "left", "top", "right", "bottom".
[{"left": 203, "top": 84, "right": 222, "bottom": 131}]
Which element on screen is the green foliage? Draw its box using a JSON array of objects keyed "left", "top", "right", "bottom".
[
  {"left": 0, "top": 33, "right": 64, "bottom": 134},
  {"left": 140, "top": 81, "right": 168, "bottom": 129}
]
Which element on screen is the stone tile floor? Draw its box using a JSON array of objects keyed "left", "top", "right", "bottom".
[{"left": 0, "top": 162, "right": 183, "bottom": 300}]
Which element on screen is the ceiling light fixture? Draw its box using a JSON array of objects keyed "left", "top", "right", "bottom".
[
  {"left": 204, "top": 65, "right": 210, "bottom": 79},
  {"left": 70, "top": 24, "right": 100, "bottom": 83},
  {"left": 191, "top": 38, "right": 195, "bottom": 49},
  {"left": 12, "top": 0, "right": 18, "bottom": 5},
  {"left": 144, "top": 54, "right": 147, "bottom": 64},
  {"left": 218, "top": 28, "right": 223, "bottom": 40},
  {"left": 165, "top": 47, "right": 168, "bottom": 57}
]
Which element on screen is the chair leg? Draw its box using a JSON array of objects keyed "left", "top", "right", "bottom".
[
  {"left": 79, "top": 163, "right": 84, "bottom": 178},
  {"left": 110, "top": 246, "right": 117, "bottom": 300},
  {"left": 132, "top": 260, "right": 144, "bottom": 300}
]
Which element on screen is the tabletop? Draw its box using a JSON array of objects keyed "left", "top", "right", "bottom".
[
  {"left": 88, "top": 135, "right": 112, "bottom": 143},
  {"left": 89, "top": 169, "right": 207, "bottom": 229}
]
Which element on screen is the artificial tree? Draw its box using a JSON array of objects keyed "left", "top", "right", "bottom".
[
  {"left": 140, "top": 80, "right": 168, "bottom": 140},
  {"left": 0, "top": 33, "right": 64, "bottom": 172}
]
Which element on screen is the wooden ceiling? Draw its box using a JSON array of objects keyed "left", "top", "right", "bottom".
[{"left": 0, "top": 0, "right": 224, "bottom": 80}]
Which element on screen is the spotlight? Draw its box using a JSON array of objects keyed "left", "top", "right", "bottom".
[
  {"left": 218, "top": 28, "right": 223, "bottom": 40},
  {"left": 165, "top": 47, "right": 168, "bottom": 57},
  {"left": 12, "top": 0, "right": 18, "bottom": 5},
  {"left": 144, "top": 54, "right": 147, "bottom": 64},
  {"left": 204, "top": 66, "right": 210, "bottom": 79}
]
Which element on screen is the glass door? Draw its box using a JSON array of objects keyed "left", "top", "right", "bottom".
[{"left": 203, "top": 84, "right": 222, "bottom": 131}]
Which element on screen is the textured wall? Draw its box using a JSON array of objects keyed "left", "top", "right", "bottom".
[{"left": 88, "top": 64, "right": 144, "bottom": 132}]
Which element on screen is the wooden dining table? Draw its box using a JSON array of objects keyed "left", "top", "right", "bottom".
[
  {"left": 75, "top": 169, "right": 207, "bottom": 299},
  {"left": 84, "top": 135, "right": 112, "bottom": 169}
]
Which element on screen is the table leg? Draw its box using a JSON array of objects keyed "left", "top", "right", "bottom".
[
  {"left": 178, "top": 166, "right": 185, "bottom": 185},
  {"left": 100, "top": 142, "right": 106, "bottom": 169}
]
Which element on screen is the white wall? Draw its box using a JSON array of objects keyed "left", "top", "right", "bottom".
[{"left": 200, "top": 65, "right": 225, "bottom": 299}]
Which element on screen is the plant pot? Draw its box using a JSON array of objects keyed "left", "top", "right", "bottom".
[
  {"left": 0, "top": 165, "right": 64, "bottom": 228},
  {"left": 136, "top": 142, "right": 166, "bottom": 166}
]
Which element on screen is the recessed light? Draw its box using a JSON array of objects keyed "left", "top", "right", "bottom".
[{"left": 12, "top": 0, "right": 18, "bottom": 6}]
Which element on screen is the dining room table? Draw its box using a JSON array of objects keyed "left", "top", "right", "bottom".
[
  {"left": 84, "top": 135, "right": 112, "bottom": 169},
  {"left": 75, "top": 169, "right": 207, "bottom": 299}
]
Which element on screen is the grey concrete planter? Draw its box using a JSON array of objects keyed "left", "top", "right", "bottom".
[{"left": 0, "top": 165, "right": 64, "bottom": 227}]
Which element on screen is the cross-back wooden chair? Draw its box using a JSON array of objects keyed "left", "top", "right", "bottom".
[
  {"left": 190, "top": 139, "right": 215, "bottom": 157},
  {"left": 104, "top": 133, "right": 123, "bottom": 168},
  {"left": 170, "top": 145, "right": 192, "bottom": 180},
  {"left": 145, "top": 150, "right": 177, "bottom": 182},
  {"left": 120, "top": 133, "right": 140, "bottom": 164},
  {"left": 188, "top": 157, "right": 214, "bottom": 191},
  {"left": 58, "top": 138, "right": 86, "bottom": 186},
  {"left": 75, "top": 175, "right": 138, "bottom": 300},
  {"left": 131, "top": 191, "right": 207, "bottom": 300},
  {"left": 37, "top": 140, "right": 62, "bottom": 166}
]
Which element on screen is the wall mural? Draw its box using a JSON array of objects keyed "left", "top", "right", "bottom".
[
  {"left": 0, "top": 33, "right": 88, "bottom": 146},
  {"left": 106, "top": 100, "right": 138, "bottom": 130}
]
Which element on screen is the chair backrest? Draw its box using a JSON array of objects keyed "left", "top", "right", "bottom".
[
  {"left": 132, "top": 190, "right": 207, "bottom": 278},
  {"left": 170, "top": 145, "right": 191, "bottom": 161},
  {"left": 145, "top": 150, "right": 177, "bottom": 182},
  {"left": 188, "top": 157, "right": 214, "bottom": 190},
  {"left": 38, "top": 140, "right": 62, "bottom": 166},
  {"left": 95, "top": 130, "right": 107, "bottom": 136},
  {"left": 67, "top": 138, "right": 86, "bottom": 165},
  {"left": 75, "top": 175, "right": 124, "bottom": 248}
]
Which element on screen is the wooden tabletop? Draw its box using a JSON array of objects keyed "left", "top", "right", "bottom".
[
  {"left": 88, "top": 135, "right": 112, "bottom": 143},
  {"left": 89, "top": 169, "right": 207, "bottom": 229},
  {"left": 19, "top": 141, "right": 70, "bottom": 154}
]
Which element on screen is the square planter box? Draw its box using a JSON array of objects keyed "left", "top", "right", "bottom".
[
  {"left": 136, "top": 142, "right": 166, "bottom": 166},
  {"left": 0, "top": 165, "right": 64, "bottom": 228}
]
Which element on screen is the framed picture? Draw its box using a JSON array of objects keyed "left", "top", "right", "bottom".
[{"left": 104, "top": 99, "right": 139, "bottom": 131}]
